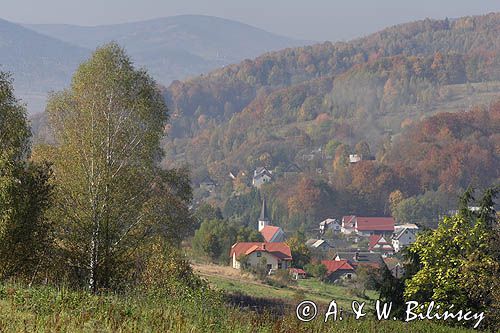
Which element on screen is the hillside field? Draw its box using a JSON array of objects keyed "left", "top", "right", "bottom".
[{"left": 0, "top": 282, "right": 477, "bottom": 333}]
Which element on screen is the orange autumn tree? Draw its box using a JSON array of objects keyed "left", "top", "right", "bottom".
[{"left": 287, "top": 176, "right": 321, "bottom": 224}]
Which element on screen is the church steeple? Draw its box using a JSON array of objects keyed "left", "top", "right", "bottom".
[{"left": 258, "top": 198, "right": 270, "bottom": 231}]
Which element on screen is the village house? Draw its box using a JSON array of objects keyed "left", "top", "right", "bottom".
[
  {"left": 321, "top": 259, "right": 356, "bottom": 282},
  {"left": 319, "top": 251, "right": 387, "bottom": 283},
  {"left": 341, "top": 215, "right": 356, "bottom": 234},
  {"left": 319, "top": 218, "right": 341, "bottom": 234},
  {"left": 355, "top": 217, "right": 395, "bottom": 236},
  {"left": 230, "top": 242, "right": 292, "bottom": 271},
  {"left": 392, "top": 226, "right": 419, "bottom": 253},
  {"left": 229, "top": 169, "right": 247, "bottom": 181},
  {"left": 199, "top": 176, "right": 216, "bottom": 193},
  {"left": 283, "top": 163, "right": 302, "bottom": 178},
  {"left": 252, "top": 167, "right": 273, "bottom": 188},
  {"left": 258, "top": 199, "right": 285, "bottom": 242},
  {"left": 368, "top": 234, "right": 394, "bottom": 256},
  {"left": 228, "top": 170, "right": 238, "bottom": 180},
  {"left": 305, "top": 239, "right": 330, "bottom": 251},
  {"left": 341, "top": 216, "right": 395, "bottom": 236},
  {"left": 349, "top": 154, "right": 362, "bottom": 164},
  {"left": 289, "top": 267, "right": 307, "bottom": 280},
  {"left": 333, "top": 251, "right": 385, "bottom": 270},
  {"left": 383, "top": 257, "right": 405, "bottom": 278},
  {"left": 348, "top": 154, "right": 375, "bottom": 164},
  {"left": 394, "top": 223, "right": 419, "bottom": 232}
]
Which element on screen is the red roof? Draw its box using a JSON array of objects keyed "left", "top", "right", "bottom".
[
  {"left": 368, "top": 235, "right": 383, "bottom": 250},
  {"left": 352, "top": 262, "right": 381, "bottom": 269},
  {"left": 230, "top": 242, "right": 292, "bottom": 260},
  {"left": 356, "top": 217, "right": 395, "bottom": 232},
  {"left": 260, "top": 225, "right": 282, "bottom": 242},
  {"left": 290, "top": 268, "right": 306, "bottom": 274},
  {"left": 368, "top": 235, "right": 393, "bottom": 251},
  {"left": 321, "top": 260, "right": 354, "bottom": 274},
  {"left": 342, "top": 215, "right": 356, "bottom": 228}
]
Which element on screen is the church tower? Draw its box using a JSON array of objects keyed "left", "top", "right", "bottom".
[{"left": 258, "top": 198, "right": 270, "bottom": 231}]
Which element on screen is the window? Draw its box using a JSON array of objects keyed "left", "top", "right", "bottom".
[
  {"left": 346, "top": 273, "right": 352, "bottom": 279},
  {"left": 257, "top": 252, "right": 261, "bottom": 257},
  {"left": 278, "top": 263, "right": 282, "bottom": 269}
]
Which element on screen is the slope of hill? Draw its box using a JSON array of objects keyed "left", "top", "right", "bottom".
[
  {"left": 150, "top": 13, "right": 500, "bottom": 226},
  {"left": 160, "top": 13, "right": 500, "bottom": 168},
  {"left": 29, "top": 13, "right": 500, "bottom": 229},
  {"left": 0, "top": 18, "right": 90, "bottom": 114},
  {"left": 25, "top": 15, "right": 310, "bottom": 87},
  {"left": 164, "top": 13, "right": 500, "bottom": 127}
]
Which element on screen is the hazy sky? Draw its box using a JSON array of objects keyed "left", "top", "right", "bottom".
[{"left": 3, "top": 0, "right": 500, "bottom": 41}]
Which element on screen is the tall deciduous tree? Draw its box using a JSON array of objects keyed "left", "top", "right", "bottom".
[
  {"left": 39, "top": 43, "right": 193, "bottom": 291},
  {"left": 0, "top": 72, "right": 53, "bottom": 282},
  {"left": 404, "top": 187, "right": 499, "bottom": 329},
  {"left": 0, "top": 72, "right": 30, "bottom": 159}
]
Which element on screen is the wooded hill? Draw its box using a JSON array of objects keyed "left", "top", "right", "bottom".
[
  {"left": 32, "top": 13, "right": 500, "bottom": 229},
  {"left": 157, "top": 13, "right": 500, "bottom": 229}
]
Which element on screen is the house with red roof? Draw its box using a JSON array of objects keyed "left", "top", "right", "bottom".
[
  {"left": 230, "top": 242, "right": 292, "bottom": 271},
  {"left": 333, "top": 251, "right": 385, "bottom": 270},
  {"left": 341, "top": 215, "right": 357, "bottom": 234},
  {"left": 355, "top": 217, "right": 394, "bottom": 236},
  {"left": 368, "top": 235, "right": 394, "bottom": 256},
  {"left": 321, "top": 259, "right": 355, "bottom": 282},
  {"left": 289, "top": 268, "right": 307, "bottom": 280},
  {"left": 341, "top": 216, "right": 395, "bottom": 236}
]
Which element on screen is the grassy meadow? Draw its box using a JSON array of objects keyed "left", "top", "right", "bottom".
[
  {"left": 194, "top": 263, "right": 377, "bottom": 309},
  {"left": 0, "top": 282, "right": 478, "bottom": 333}
]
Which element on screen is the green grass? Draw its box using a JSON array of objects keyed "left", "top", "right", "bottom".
[
  {"left": 296, "top": 279, "right": 378, "bottom": 307},
  {"left": 0, "top": 283, "right": 479, "bottom": 332},
  {"left": 203, "top": 274, "right": 297, "bottom": 300},
  {"left": 200, "top": 270, "right": 378, "bottom": 309}
]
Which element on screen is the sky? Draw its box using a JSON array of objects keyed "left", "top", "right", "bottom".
[{"left": 2, "top": 0, "right": 500, "bottom": 41}]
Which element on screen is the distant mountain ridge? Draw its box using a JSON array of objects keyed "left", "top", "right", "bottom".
[
  {"left": 0, "top": 15, "right": 310, "bottom": 114},
  {"left": 24, "top": 15, "right": 310, "bottom": 94},
  {"left": 0, "top": 17, "right": 89, "bottom": 114}
]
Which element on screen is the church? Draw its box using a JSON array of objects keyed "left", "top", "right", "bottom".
[{"left": 258, "top": 199, "right": 286, "bottom": 242}]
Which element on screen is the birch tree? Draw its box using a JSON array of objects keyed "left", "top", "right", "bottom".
[{"left": 40, "top": 43, "right": 192, "bottom": 291}]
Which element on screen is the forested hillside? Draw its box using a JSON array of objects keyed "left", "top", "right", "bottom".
[
  {"left": 164, "top": 13, "right": 500, "bottom": 128},
  {"left": 158, "top": 13, "right": 500, "bottom": 230},
  {"left": 30, "top": 13, "right": 500, "bottom": 231}
]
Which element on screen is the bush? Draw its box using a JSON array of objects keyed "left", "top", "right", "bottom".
[
  {"left": 138, "top": 238, "right": 213, "bottom": 301},
  {"left": 265, "top": 269, "right": 296, "bottom": 288}
]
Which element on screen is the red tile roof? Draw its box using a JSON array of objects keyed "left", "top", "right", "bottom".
[
  {"left": 368, "top": 235, "right": 393, "bottom": 251},
  {"left": 356, "top": 217, "right": 395, "bottom": 232},
  {"left": 230, "top": 242, "right": 292, "bottom": 260},
  {"left": 368, "top": 235, "right": 383, "bottom": 250},
  {"left": 352, "top": 262, "right": 382, "bottom": 269},
  {"left": 290, "top": 268, "right": 306, "bottom": 274},
  {"left": 342, "top": 215, "right": 356, "bottom": 228},
  {"left": 260, "top": 225, "right": 282, "bottom": 242},
  {"left": 321, "top": 260, "right": 354, "bottom": 273}
]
